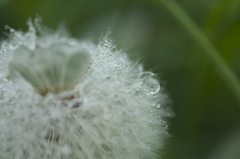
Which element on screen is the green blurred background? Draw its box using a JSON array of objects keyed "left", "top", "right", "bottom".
[{"left": 1, "top": 0, "right": 240, "bottom": 159}]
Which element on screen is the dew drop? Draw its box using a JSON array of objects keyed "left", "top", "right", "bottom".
[
  {"left": 156, "top": 104, "right": 161, "bottom": 108},
  {"left": 141, "top": 77, "right": 160, "bottom": 94}
]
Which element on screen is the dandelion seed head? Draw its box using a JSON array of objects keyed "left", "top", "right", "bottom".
[{"left": 0, "top": 18, "right": 170, "bottom": 159}]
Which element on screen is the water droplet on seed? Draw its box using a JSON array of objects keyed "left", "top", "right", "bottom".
[{"left": 141, "top": 77, "right": 160, "bottom": 94}]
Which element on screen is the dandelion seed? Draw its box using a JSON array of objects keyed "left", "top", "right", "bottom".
[{"left": 0, "top": 18, "right": 170, "bottom": 159}]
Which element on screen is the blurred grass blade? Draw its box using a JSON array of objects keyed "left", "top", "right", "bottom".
[{"left": 156, "top": 0, "right": 240, "bottom": 105}]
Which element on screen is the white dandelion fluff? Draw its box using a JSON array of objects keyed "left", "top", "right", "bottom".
[{"left": 0, "top": 18, "right": 170, "bottom": 159}]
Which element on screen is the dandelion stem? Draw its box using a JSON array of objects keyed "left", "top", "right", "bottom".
[{"left": 156, "top": 0, "right": 240, "bottom": 105}]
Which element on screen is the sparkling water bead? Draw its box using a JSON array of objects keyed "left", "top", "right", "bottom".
[{"left": 141, "top": 73, "right": 160, "bottom": 94}]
